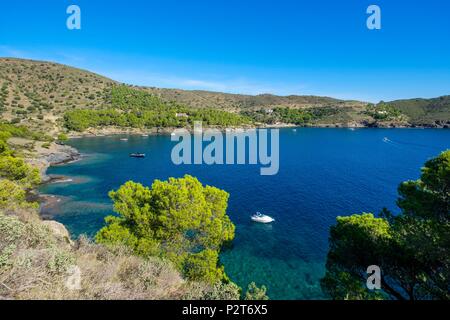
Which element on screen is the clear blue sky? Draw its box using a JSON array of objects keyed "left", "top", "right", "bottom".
[{"left": 1, "top": 0, "right": 449, "bottom": 102}]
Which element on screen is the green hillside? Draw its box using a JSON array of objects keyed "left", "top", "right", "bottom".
[
  {"left": 0, "top": 58, "right": 448, "bottom": 133},
  {"left": 0, "top": 58, "right": 115, "bottom": 133},
  {"left": 144, "top": 87, "right": 349, "bottom": 110},
  {"left": 387, "top": 96, "right": 450, "bottom": 126}
]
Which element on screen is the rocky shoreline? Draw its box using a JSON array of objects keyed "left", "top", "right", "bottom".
[
  {"left": 29, "top": 143, "right": 81, "bottom": 183},
  {"left": 22, "top": 141, "right": 82, "bottom": 220},
  {"left": 67, "top": 121, "right": 449, "bottom": 138}
]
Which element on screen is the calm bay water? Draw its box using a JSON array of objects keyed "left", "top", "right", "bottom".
[{"left": 39, "top": 128, "right": 450, "bottom": 299}]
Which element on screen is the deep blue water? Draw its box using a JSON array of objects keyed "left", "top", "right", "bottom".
[{"left": 39, "top": 128, "right": 449, "bottom": 299}]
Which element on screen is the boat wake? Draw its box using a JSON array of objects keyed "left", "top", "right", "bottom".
[
  {"left": 52, "top": 178, "right": 74, "bottom": 184},
  {"left": 382, "top": 136, "right": 439, "bottom": 150}
]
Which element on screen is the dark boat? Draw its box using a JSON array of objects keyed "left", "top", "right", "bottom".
[{"left": 129, "top": 153, "right": 146, "bottom": 158}]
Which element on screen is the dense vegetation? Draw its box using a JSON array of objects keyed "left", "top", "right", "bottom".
[
  {"left": 241, "top": 106, "right": 339, "bottom": 125},
  {"left": 0, "top": 122, "right": 52, "bottom": 141},
  {"left": 387, "top": 95, "right": 450, "bottom": 125},
  {"left": 64, "top": 85, "right": 251, "bottom": 131},
  {"left": 0, "top": 127, "right": 41, "bottom": 201},
  {"left": 96, "top": 175, "right": 236, "bottom": 284},
  {"left": 365, "top": 102, "right": 404, "bottom": 121},
  {"left": 321, "top": 150, "right": 450, "bottom": 300}
]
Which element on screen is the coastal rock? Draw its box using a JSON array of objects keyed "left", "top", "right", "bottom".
[
  {"left": 7, "top": 138, "right": 80, "bottom": 183},
  {"left": 42, "top": 220, "right": 73, "bottom": 247},
  {"left": 34, "top": 143, "right": 80, "bottom": 182},
  {"left": 42, "top": 144, "right": 80, "bottom": 166}
]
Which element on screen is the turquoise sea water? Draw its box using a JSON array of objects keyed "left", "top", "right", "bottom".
[{"left": 39, "top": 128, "right": 450, "bottom": 299}]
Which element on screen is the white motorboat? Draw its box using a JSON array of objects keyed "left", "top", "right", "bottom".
[{"left": 251, "top": 212, "right": 275, "bottom": 223}]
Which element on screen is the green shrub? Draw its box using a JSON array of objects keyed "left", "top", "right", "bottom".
[
  {"left": 46, "top": 248, "right": 75, "bottom": 274},
  {"left": 96, "top": 175, "right": 235, "bottom": 284},
  {"left": 0, "top": 180, "right": 38, "bottom": 210},
  {"left": 0, "top": 122, "right": 52, "bottom": 141},
  {"left": 0, "top": 244, "right": 16, "bottom": 268},
  {"left": 0, "top": 156, "right": 41, "bottom": 187},
  {"left": 57, "top": 133, "right": 68, "bottom": 142},
  {"left": 245, "top": 282, "right": 269, "bottom": 300}
]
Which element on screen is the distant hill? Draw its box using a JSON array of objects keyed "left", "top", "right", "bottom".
[
  {"left": 143, "top": 87, "right": 349, "bottom": 110},
  {"left": 140, "top": 87, "right": 373, "bottom": 127},
  {"left": 387, "top": 96, "right": 450, "bottom": 126},
  {"left": 0, "top": 58, "right": 116, "bottom": 133},
  {"left": 0, "top": 58, "right": 448, "bottom": 134}
]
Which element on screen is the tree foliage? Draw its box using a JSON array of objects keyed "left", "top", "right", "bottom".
[
  {"left": 0, "top": 125, "right": 41, "bottom": 213},
  {"left": 64, "top": 85, "right": 250, "bottom": 131},
  {"left": 0, "top": 180, "right": 38, "bottom": 211},
  {"left": 365, "top": 102, "right": 404, "bottom": 121},
  {"left": 321, "top": 150, "right": 450, "bottom": 300},
  {"left": 0, "top": 156, "right": 41, "bottom": 188},
  {"left": 96, "top": 175, "right": 235, "bottom": 283},
  {"left": 245, "top": 282, "right": 269, "bottom": 300},
  {"left": 57, "top": 133, "right": 68, "bottom": 142},
  {"left": 241, "top": 106, "right": 338, "bottom": 125},
  {"left": 0, "top": 122, "right": 53, "bottom": 141}
]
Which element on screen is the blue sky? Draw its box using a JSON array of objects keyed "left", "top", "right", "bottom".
[{"left": 1, "top": 0, "right": 450, "bottom": 102}]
